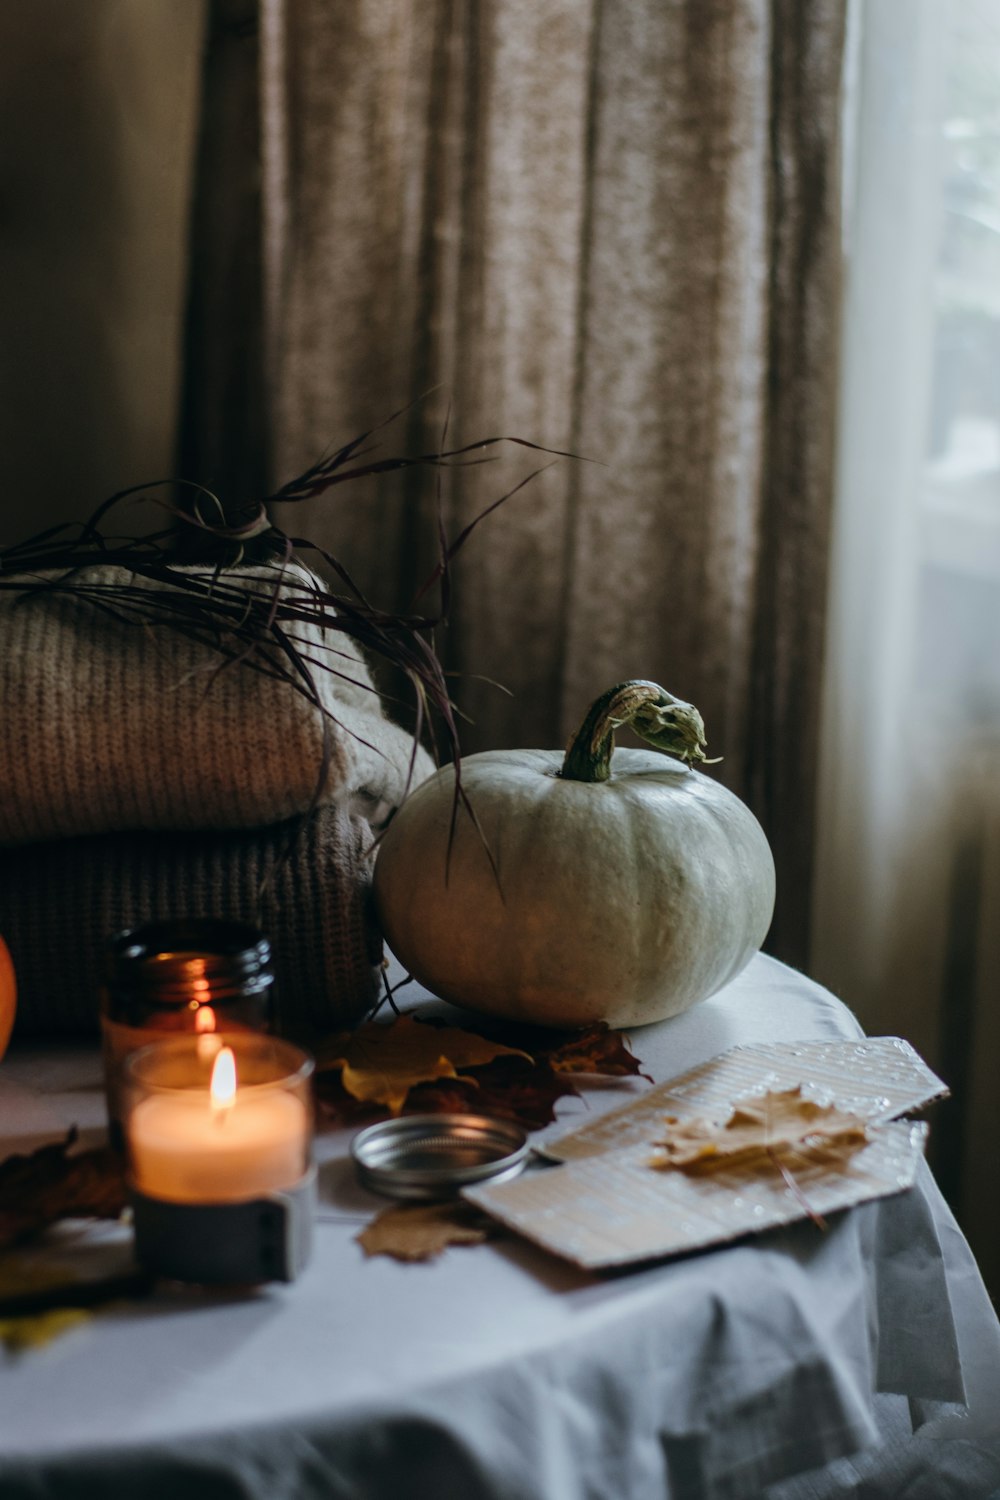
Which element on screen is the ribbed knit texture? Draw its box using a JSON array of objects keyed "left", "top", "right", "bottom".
[
  {"left": 2, "top": 806, "right": 383, "bottom": 1043},
  {"left": 0, "top": 562, "right": 436, "bottom": 1039},
  {"left": 0, "top": 564, "right": 434, "bottom": 845}
]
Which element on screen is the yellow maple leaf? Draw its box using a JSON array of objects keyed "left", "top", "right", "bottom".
[
  {"left": 321, "top": 1015, "right": 532, "bottom": 1115},
  {"left": 0, "top": 1262, "right": 93, "bottom": 1354},
  {"left": 652, "top": 1086, "right": 868, "bottom": 1173},
  {"left": 356, "top": 1201, "right": 497, "bottom": 1262},
  {"left": 0, "top": 1307, "right": 91, "bottom": 1354}
]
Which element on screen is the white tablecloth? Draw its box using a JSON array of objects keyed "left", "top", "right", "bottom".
[{"left": 1, "top": 955, "right": 999, "bottom": 1499}]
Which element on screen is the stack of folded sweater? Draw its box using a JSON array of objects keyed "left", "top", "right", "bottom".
[{"left": 0, "top": 564, "right": 434, "bottom": 1045}]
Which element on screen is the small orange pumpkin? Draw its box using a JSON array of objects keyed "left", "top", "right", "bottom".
[{"left": 0, "top": 935, "right": 16, "bottom": 1062}]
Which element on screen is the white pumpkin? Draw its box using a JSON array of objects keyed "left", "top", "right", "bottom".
[{"left": 373, "top": 681, "right": 775, "bottom": 1029}]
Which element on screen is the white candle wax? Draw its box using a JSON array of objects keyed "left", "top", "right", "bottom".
[{"left": 128, "top": 1088, "right": 308, "bottom": 1204}]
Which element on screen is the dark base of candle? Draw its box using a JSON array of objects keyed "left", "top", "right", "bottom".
[{"left": 129, "top": 1168, "right": 316, "bottom": 1285}]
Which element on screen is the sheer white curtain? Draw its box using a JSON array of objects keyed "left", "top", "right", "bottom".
[{"left": 812, "top": 0, "right": 1000, "bottom": 1291}]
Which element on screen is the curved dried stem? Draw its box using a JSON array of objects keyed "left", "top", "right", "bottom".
[{"left": 560, "top": 680, "right": 721, "bottom": 783}]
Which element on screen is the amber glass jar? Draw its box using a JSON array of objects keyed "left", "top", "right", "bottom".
[{"left": 101, "top": 918, "right": 275, "bottom": 1141}]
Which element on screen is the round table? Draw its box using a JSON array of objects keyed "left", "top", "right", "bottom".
[{"left": 1, "top": 954, "right": 999, "bottom": 1499}]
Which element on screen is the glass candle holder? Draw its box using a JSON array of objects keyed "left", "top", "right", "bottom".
[
  {"left": 122, "top": 1033, "right": 315, "bottom": 1284},
  {"left": 101, "top": 918, "right": 275, "bottom": 1142}
]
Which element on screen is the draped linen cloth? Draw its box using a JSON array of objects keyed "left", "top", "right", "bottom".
[{"left": 253, "top": 0, "right": 847, "bottom": 968}]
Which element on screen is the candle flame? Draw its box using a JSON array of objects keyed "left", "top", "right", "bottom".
[{"left": 210, "top": 1046, "right": 237, "bottom": 1113}]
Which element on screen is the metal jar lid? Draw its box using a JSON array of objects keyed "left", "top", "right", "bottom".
[{"left": 350, "top": 1114, "right": 530, "bottom": 1201}]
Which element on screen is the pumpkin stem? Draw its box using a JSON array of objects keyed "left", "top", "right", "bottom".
[{"left": 559, "top": 680, "right": 718, "bottom": 783}]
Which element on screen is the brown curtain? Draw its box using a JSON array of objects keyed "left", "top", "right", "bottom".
[
  {"left": 185, "top": 0, "right": 847, "bottom": 970},
  {"left": 178, "top": 0, "right": 267, "bottom": 528},
  {"left": 0, "top": 0, "right": 205, "bottom": 541}
]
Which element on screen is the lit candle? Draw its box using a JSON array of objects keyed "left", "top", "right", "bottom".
[
  {"left": 100, "top": 920, "right": 275, "bottom": 1146},
  {"left": 127, "top": 1043, "right": 309, "bottom": 1204}
]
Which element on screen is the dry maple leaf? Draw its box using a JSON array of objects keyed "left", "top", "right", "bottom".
[
  {"left": 314, "top": 1057, "right": 579, "bottom": 1131},
  {"left": 542, "top": 1023, "right": 650, "bottom": 1080},
  {"left": 465, "top": 1018, "right": 648, "bottom": 1079},
  {"left": 318, "top": 1015, "right": 532, "bottom": 1115},
  {"left": 315, "top": 1013, "right": 649, "bottom": 1128},
  {"left": 0, "top": 1129, "right": 127, "bottom": 1249},
  {"left": 412, "top": 1055, "right": 581, "bottom": 1129},
  {"left": 356, "top": 1201, "right": 498, "bottom": 1262},
  {"left": 651, "top": 1087, "right": 868, "bottom": 1173}
]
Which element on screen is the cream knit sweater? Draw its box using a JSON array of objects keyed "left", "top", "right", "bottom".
[{"left": 0, "top": 563, "right": 435, "bottom": 845}]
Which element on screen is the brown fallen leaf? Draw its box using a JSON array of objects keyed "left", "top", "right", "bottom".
[
  {"left": 317, "top": 1015, "right": 532, "bottom": 1115},
  {"left": 651, "top": 1087, "right": 868, "bottom": 1173},
  {"left": 457, "top": 1016, "right": 648, "bottom": 1078},
  {"left": 318, "top": 1055, "right": 582, "bottom": 1131},
  {"left": 314, "top": 1071, "right": 392, "bottom": 1126},
  {"left": 542, "top": 1023, "right": 650, "bottom": 1080},
  {"left": 316, "top": 1013, "right": 648, "bottom": 1128},
  {"left": 0, "top": 1130, "right": 127, "bottom": 1250},
  {"left": 357, "top": 1201, "right": 499, "bottom": 1262},
  {"left": 445, "top": 1055, "right": 580, "bottom": 1129}
]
